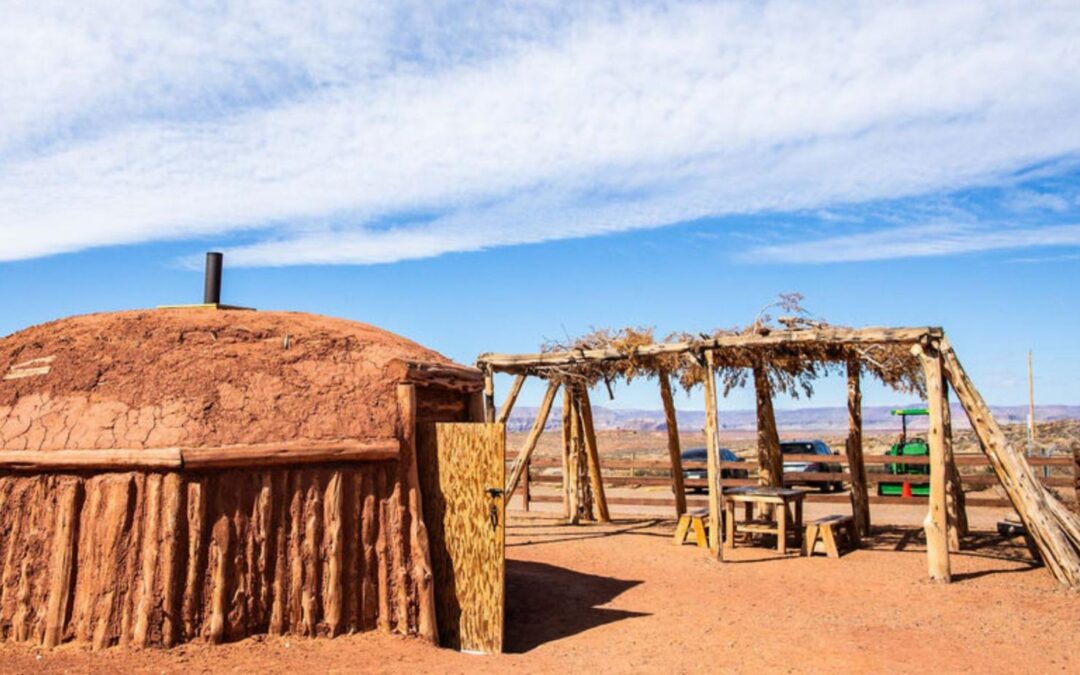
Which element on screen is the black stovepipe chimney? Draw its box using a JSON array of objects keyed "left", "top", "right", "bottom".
[{"left": 203, "top": 252, "right": 223, "bottom": 304}]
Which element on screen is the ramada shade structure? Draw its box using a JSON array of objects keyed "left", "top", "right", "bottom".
[{"left": 477, "top": 324, "right": 1080, "bottom": 589}]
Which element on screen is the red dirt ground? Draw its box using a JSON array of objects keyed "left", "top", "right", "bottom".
[{"left": 2, "top": 513, "right": 1076, "bottom": 674}]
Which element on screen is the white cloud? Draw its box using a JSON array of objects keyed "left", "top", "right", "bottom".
[
  {"left": 2, "top": 1, "right": 1080, "bottom": 265},
  {"left": 742, "top": 223, "right": 1080, "bottom": 264}
]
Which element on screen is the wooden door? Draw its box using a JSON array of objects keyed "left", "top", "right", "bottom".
[{"left": 416, "top": 422, "right": 505, "bottom": 653}]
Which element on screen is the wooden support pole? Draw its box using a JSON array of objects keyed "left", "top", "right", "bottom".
[
  {"left": 941, "top": 337, "right": 1080, "bottom": 588},
  {"left": 496, "top": 374, "right": 527, "bottom": 425},
  {"left": 561, "top": 387, "right": 575, "bottom": 522},
  {"left": 566, "top": 386, "right": 582, "bottom": 524},
  {"left": 575, "top": 401, "right": 593, "bottom": 521},
  {"left": 578, "top": 387, "right": 611, "bottom": 523},
  {"left": 703, "top": 351, "right": 723, "bottom": 555},
  {"left": 659, "top": 371, "right": 687, "bottom": 517},
  {"left": 844, "top": 359, "right": 870, "bottom": 537},
  {"left": 753, "top": 363, "right": 783, "bottom": 488},
  {"left": 396, "top": 384, "right": 439, "bottom": 645},
  {"left": 483, "top": 367, "right": 496, "bottom": 423},
  {"left": 915, "top": 344, "right": 951, "bottom": 583},
  {"left": 505, "top": 381, "right": 560, "bottom": 500},
  {"left": 942, "top": 380, "right": 968, "bottom": 549}
]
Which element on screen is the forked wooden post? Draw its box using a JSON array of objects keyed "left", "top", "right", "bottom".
[
  {"left": 752, "top": 363, "right": 783, "bottom": 488},
  {"left": 505, "top": 381, "right": 559, "bottom": 500},
  {"left": 915, "top": 343, "right": 951, "bottom": 582},
  {"left": 659, "top": 371, "right": 687, "bottom": 516},
  {"left": 496, "top": 374, "right": 527, "bottom": 425},
  {"left": 578, "top": 387, "right": 611, "bottom": 523},
  {"left": 845, "top": 359, "right": 871, "bottom": 537},
  {"left": 702, "top": 351, "right": 723, "bottom": 555}
]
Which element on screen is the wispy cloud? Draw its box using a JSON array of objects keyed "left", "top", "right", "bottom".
[
  {"left": 741, "top": 222, "right": 1080, "bottom": 264},
  {"left": 2, "top": 1, "right": 1080, "bottom": 265}
]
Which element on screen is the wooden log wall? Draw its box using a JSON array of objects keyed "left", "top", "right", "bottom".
[{"left": 0, "top": 463, "right": 422, "bottom": 649}]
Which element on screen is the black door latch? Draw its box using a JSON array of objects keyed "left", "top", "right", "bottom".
[{"left": 486, "top": 487, "right": 503, "bottom": 530}]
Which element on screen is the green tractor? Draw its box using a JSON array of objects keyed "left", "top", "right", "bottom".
[{"left": 877, "top": 407, "right": 931, "bottom": 497}]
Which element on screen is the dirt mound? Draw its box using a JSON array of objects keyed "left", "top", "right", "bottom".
[{"left": 0, "top": 309, "right": 451, "bottom": 450}]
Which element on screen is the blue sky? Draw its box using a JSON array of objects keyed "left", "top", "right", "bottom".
[{"left": 2, "top": 1, "right": 1079, "bottom": 411}]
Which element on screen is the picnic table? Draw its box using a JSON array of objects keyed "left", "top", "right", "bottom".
[{"left": 721, "top": 486, "right": 806, "bottom": 554}]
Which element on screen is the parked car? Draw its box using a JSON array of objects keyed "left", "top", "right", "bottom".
[
  {"left": 680, "top": 447, "right": 748, "bottom": 493},
  {"left": 780, "top": 440, "right": 843, "bottom": 492}
]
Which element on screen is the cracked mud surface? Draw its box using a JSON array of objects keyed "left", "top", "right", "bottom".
[{"left": 0, "top": 309, "right": 450, "bottom": 449}]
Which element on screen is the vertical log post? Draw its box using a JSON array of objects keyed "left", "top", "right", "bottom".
[
  {"left": 397, "top": 384, "right": 439, "bottom": 644},
  {"left": 703, "top": 351, "right": 723, "bottom": 555},
  {"left": 753, "top": 363, "right": 783, "bottom": 488},
  {"left": 579, "top": 386, "right": 611, "bottom": 523},
  {"left": 845, "top": 358, "right": 871, "bottom": 537},
  {"left": 562, "top": 386, "right": 578, "bottom": 524},
  {"left": 659, "top": 371, "right": 687, "bottom": 517},
  {"left": 915, "top": 343, "right": 951, "bottom": 583},
  {"left": 483, "top": 367, "right": 496, "bottom": 423},
  {"left": 43, "top": 481, "right": 80, "bottom": 648},
  {"left": 570, "top": 387, "right": 593, "bottom": 521},
  {"left": 505, "top": 381, "right": 560, "bottom": 500},
  {"left": 942, "top": 380, "right": 968, "bottom": 550},
  {"left": 496, "top": 374, "right": 527, "bottom": 425},
  {"left": 568, "top": 386, "right": 584, "bottom": 524}
]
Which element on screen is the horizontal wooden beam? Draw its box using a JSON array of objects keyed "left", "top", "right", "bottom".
[
  {"left": 181, "top": 439, "right": 400, "bottom": 469},
  {"left": 477, "top": 326, "right": 942, "bottom": 372},
  {"left": 521, "top": 492, "right": 1014, "bottom": 509},
  {"left": 0, "top": 448, "right": 182, "bottom": 471},
  {"left": 0, "top": 439, "right": 400, "bottom": 472},
  {"left": 388, "top": 358, "right": 485, "bottom": 393}
]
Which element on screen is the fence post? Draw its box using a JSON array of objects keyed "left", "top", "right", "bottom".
[
  {"left": 1073, "top": 442, "right": 1080, "bottom": 505},
  {"left": 523, "top": 455, "right": 531, "bottom": 511}
]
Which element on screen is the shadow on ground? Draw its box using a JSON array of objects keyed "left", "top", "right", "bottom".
[{"left": 504, "top": 559, "right": 648, "bottom": 653}]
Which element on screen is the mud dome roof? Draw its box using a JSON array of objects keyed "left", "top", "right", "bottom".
[{"left": 0, "top": 309, "right": 468, "bottom": 450}]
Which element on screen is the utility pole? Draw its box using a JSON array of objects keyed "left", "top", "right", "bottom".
[{"left": 1028, "top": 350, "right": 1037, "bottom": 454}]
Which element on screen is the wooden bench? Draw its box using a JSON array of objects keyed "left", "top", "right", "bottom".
[
  {"left": 802, "top": 514, "right": 859, "bottom": 558},
  {"left": 673, "top": 508, "right": 710, "bottom": 548}
]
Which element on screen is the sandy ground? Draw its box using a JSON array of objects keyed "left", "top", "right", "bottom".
[{"left": 3, "top": 510, "right": 1076, "bottom": 675}]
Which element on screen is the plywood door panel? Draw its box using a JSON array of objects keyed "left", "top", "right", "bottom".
[{"left": 416, "top": 422, "right": 505, "bottom": 653}]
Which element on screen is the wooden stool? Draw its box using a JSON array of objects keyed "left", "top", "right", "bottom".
[
  {"left": 803, "top": 514, "right": 859, "bottom": 558},
  {"left": 674, "top": 509, "right": 709, "bottom": 548}
]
